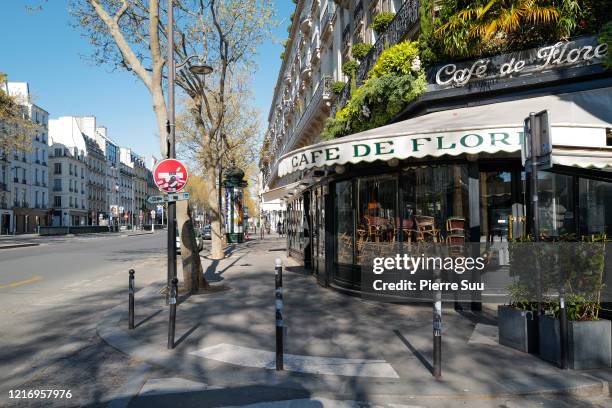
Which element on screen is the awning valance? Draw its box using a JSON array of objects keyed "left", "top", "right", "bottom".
[
  {"left": 277, "top": 87, "right": 612, "bottom": 178},
  {"left": 261, "top": 179, "right": 317, "bottom": 203}
]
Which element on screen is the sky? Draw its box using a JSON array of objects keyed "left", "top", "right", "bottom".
[{"left": 0, "top": 0, "right": 293, "bottom": 165}]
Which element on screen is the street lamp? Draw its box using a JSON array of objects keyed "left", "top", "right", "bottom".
[{"left": 166, "top": 0, "right": 213, "bottom": 311}]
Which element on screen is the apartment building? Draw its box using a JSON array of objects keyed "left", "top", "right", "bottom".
[
  {"left": 130, "top": 152, "right": 148, "bottom": 227},
  {"left": 94, "top": 127, "right": 121, "bottom": 226},
  {"left": 119, "top": 147, "right": 134, "bottom": 226},
  {"left": 48, "top": 116, "right": 90, "bottom": 227},
  {"left": 5, "top": 82, "right": 50, "bottom": 233},
  {"left": 84, "top": 135, "right": 107, "bottom": 225}
]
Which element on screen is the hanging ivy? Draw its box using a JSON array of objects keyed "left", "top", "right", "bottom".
[{"left": 321, "top": 41, "right": 426, "bottom": 141}]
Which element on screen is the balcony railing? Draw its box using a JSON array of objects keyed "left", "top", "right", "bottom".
[
  {"left": 320, "top": 2, "right": 335, "bottom": 38},
  {"left": 280, "top": 75, "right": 333, "bottom": 158},
  {"left": 333, "top": 0, "right": 421, "bottom": 116}
]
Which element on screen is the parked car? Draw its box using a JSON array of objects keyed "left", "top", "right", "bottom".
[
  {"left": 176, "top": 228, "right": 204, "bottom": 253},
  {"left": 201, "top": 225, "right": 212, "bottom": 240}
]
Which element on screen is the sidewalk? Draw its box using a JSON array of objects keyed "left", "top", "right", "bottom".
[{"left": 98, "top": 236, "right": 612, "bottom": 406}]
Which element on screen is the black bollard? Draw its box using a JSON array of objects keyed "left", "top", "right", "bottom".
[
  {"left": 275, "top": 258, "right": 283, "bottom": 371},
  {"left": 559, "top": 288, "right": 568, "bottom": 369},
  {"left": 128, "top": 269, "right": 135, "bottom": 330},
  {"left": 433, "top": 268, "right": 442, "bottom": 379},
  {"left": 168, "top": 277, "right": 178, "bottom": 349}
]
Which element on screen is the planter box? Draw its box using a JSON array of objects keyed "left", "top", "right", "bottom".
[
  {"left": 539, "top": 315, "right": 611, "bottom": 369},
  {"left": 498, "top": 305, "right": 537, "bottom": 353}
]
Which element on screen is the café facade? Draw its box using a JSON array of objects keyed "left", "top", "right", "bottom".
[{"left": 263, "top": 36, "right": 612, "bottom": 292}]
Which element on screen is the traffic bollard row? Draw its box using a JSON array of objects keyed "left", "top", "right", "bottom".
[
  {"left": 275, "top": 258, "right": 284, "bottom": 371},
  {"left": 128, "top": 269, "right": 135, "bottom": 330},
  {"left": 168, "top": 277, "right": 178, "bottom": 349}
]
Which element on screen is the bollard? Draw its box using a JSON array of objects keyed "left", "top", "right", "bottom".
[
  {"left": 275, "top": 258, "right": 284, "bottom": 371},
  {"left": 433, "top": 268, "right": 442, "bottom": 379},
  {"left": 168, "top": 277, "right": 178, "bottom": 349},
  {"left": 559, "top": 288, "right": 568, "bottom": 369},
  {"left": 128, "top": 269, "right": 135, "bottom": 330}
]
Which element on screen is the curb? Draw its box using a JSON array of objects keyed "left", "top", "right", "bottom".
[{"left": 0, "top": 243, "right": 39, "bottom": 250}]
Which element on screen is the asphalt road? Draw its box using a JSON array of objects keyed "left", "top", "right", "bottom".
[{"left": 0, "top": 232, "right": 179, "bottom": 407}]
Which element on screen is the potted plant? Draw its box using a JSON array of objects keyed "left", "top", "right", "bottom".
[
  {"left": 498, "top": 239, "right": 541, "bottom": 353},
  {"left": 498, "top": 282, "right": 538, "bottom": 353},
  {"left": 538, "top": 238, "right": 611, "bottom": 369}
]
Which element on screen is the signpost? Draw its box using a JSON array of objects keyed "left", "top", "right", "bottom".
[
  {"left": 153, "top": 157, "right": 189, "bottom": 311},
  {"left": 147, "top": 192, "right": 190, "bottom": 204}
]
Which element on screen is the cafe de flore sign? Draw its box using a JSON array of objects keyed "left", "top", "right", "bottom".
[{"left": 278, "top": 127, "right": 524, "bottom": 177}]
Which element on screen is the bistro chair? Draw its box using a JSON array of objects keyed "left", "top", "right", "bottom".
[
  {"left": 415, "top": 215, "right": 440, "bottom": 242},
  {"left": 395, "top": 217, "right": 417, "bottom": 243},
  {"left": 446, "top": 216, "right": 466, "bottom": 244}
]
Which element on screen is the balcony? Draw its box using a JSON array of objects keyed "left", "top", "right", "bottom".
[
  {"left": 299, "top": 15, "right": 312, "bottom": 33},
  {"left": 300, "top": 58, "right": 312, "bottom": 81},
  {"left": 320, "top": 3, "right": 336, "bottom": 40},
  {"left": 276, "top": 75, "right": 333, "bottom": 164}
]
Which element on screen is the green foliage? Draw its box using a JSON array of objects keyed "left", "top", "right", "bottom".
[
  {"left": 342, "top": 60, "right": 359, "bottom": 77},
  {"left": 351, "top": 43, "right": 373, "bottom": 61},
  {"left": 280, "top": 51, "right": 285, "bottom": 60},
  {"left": 433, "top": 0, "right": 608, "bottom": 59},
  {"left": 507, "top": 234, "right": 607, "bottom": 321},
  {"left": 418, "top": 0, "right": 437, "bottom": 64},
  {"left": 323, "top": 41, "right": 425, "bottom": 140},
  {"left": 330, "top": 81, "right": 346, "bottom": 95},
  {"left": 369, "top": 41, "right": 421, "bottom": 79},
  {"left": 600, "top": 21, "right": 612, "bottom": 68},
  {"left": 370, "top": 12, "right": 395, "bottom": 33}
]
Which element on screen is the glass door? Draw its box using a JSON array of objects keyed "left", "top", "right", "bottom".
[{"left": 479, "top": 170, "right": 514, "bottom": 243}]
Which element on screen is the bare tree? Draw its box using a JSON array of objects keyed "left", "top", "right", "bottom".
[
  {"left": 170, "top": 0, "right": 273, "bottom": 259},
  {"left": 68, "top": 0, "right": 273, "bottom": 280}
]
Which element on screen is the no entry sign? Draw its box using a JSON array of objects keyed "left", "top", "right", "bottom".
[{"left": 154, "top": 159, "right": 189, "bottom": 193}]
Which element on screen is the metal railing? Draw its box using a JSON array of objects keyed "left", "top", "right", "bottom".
[{"left": 333, "top": 0, "right": 421, "bottom": 116}]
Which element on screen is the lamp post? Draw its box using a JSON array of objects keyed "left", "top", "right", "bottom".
[{"left": 166, "top": 0, "right": 213, "bottom": 299}]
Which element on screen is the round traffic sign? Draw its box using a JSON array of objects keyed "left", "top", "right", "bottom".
[{"left": 153, "top": 159, "right": 189, "bottom": 193}]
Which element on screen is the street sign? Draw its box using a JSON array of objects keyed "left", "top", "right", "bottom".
[
  {"left": 153, "top": 159, "right": 189, "bottom": 193},
  {"left": 147, "top": 192, "right": 190, "bottom": 204}
]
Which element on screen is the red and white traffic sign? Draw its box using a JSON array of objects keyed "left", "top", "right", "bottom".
[{"left": 153, "top": 159, "right": 189, "bottom": 193}]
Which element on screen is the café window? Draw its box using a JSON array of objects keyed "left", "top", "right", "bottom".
[
  {"left": 355, "top": 175, "right": 396, "bottom": 263},
  {"left": 335, "top": 180, "right": 354, "bottom": 265},
  {"left": 401, "top": 165, "right": 469, "bottom": 244}
]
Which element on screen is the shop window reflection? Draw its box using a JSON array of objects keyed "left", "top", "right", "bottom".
[
  {"left": 335, "top": 181, "right": 353, "bottom": 265},
  {"left": 537, "top": 172, "right": 574, "bottom": 238},
  {"left": 579, "top": 178, "right": 612, "bottom": 236}
]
